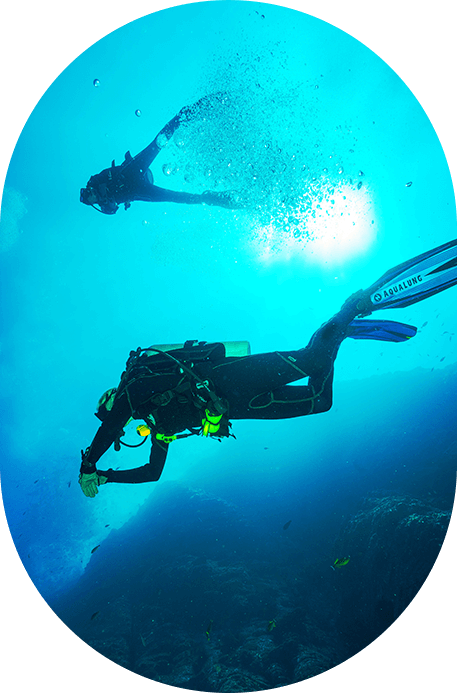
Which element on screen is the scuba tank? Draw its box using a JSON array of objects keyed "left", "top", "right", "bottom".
[{"left": 145, "top": 340, "right": 251, "bottom": 358}]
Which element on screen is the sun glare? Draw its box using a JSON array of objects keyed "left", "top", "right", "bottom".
[{"left": 251, "top": 180, "right": 376, "bottom": 265}]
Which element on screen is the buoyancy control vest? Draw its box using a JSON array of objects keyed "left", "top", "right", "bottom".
[{"left": 113, "top": 340, "right": 250, "bottom": 446}]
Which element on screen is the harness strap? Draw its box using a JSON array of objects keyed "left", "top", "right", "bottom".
[{"left": 112, "top": 343, "right": 233, "bottom": 449}]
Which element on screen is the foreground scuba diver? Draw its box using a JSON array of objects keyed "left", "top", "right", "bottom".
[
  {"left": 80, "top": 94, "right": 243, "bottom": 215},
  {"left": 79, "top": 237, "right": 457, "bottom": 497}
]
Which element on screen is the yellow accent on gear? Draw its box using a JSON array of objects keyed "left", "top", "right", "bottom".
[
  {"left": 202, "top": 409, "right": 222, "bottom": 436},
  {"left": 137, "top": 424, "right": 151, "bottom": 437}
]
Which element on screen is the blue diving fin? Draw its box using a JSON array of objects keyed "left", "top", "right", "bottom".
[
  {"left": 348, "top": 319, "right": 417, "bottom": 343},
  {"left": 361, "top": 238, "right": 457, "bottom": 313}
]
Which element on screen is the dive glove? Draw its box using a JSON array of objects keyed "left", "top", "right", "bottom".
[{"left": 79, "top": 471, "right": 108, "bottom": 498}]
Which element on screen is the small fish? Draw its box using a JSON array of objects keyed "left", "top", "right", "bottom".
[
  {"left": 105, "top": 524, "right": 110, "bottom": 528},
  {"left": 440, "top": 357, "right": 445, "bottom": 362},
  {"left": 421, "top": 321, "right": 428, "bottom": 328},
  {"left": 90, "top": 611, "right": 100, "bottom": 621},
  {"left": 332, "top": 557, "right": 350, "bottom": 570},
  {"left": 206, "top": 620, "right": 214, "bottom": 641},
  {"left": 283, "top": 520, "right": 292, "bottom": 531},
  {"left": 140, "top": 635, "right": 146, "bottom": 647},
  {"left": 405, "top": 181, "right": 413, "bottom": 187},
  {"left": 67, "top": 481, "right": 71, "bottom": 488},
  {"left": 91, "top": 544, "right": 101, "bottom": 554},
  {"left": 267, "top": 619, "right": 276, "bottom": 632}
]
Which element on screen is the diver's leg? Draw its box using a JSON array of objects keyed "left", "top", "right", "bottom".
[
  {"left": 134, "top": 184, "right": 241, "bottom": 208},
  {"left": 228, "top": 369, "right": 335, "bottom": 420},
  {"left": 131, "top": 184, "right": 207, "bottom": 205},
  {"left": 212, "top": 292, "right": 365, "bottom": 393},
  {"left": 209, "top": 292, "right": 365, "bottom": 415}
]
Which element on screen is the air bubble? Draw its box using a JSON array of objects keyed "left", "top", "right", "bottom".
[
  {"left": 135, "top": 109, "right": 142, "bottom": 117},
  {"left": 162, "top": 163, "right": 174, "bottom": 176},
  {"left": 156, "top": 133, "right": 169, "bottom": 148},
  {"left": 338, "top": 167, "right": 344, "bottom": 175},
  {"left": 93, "top": 79, "right": 100, "bottom": 87},
  {"left": 357, "top": 181, "right": 363, "bottom": 190}
]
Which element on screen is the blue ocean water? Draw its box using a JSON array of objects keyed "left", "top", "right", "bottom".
[{"left": 0, "top": 2, "right": 456, "bottom": 691}]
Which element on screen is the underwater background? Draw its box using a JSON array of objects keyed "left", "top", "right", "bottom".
[{"left": 0, "top": 1, "right": 456, "bottom": 693}]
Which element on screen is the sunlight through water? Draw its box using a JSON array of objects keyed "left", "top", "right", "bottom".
[{"left": 251, "top": 176, "right": 375, "bottom": 264}]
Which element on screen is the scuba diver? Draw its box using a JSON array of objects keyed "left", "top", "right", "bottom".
[
  {"left": 79, "top": 237, "right": 457, "bottom": 497},
  {"left": 80, "top": 94, "right": 243, "bottom": 215}
]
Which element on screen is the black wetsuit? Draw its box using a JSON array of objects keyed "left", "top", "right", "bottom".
[
  {"left": 80, "top": 97, "right": 241, "bottom": 214},
  {"left": 80, "top": 295, "right": 361, "bottom": 485}
]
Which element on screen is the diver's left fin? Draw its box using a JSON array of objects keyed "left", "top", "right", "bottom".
[{"left": 362, "top": 238, "right": 457, "bottom": 313}]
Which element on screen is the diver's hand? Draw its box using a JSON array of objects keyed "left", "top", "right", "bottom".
[{"left": 79, "top": 472, "right": 108, "bottom": 498}]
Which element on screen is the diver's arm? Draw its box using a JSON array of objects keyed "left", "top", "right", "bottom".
[
  {"left": 130, "top": 93, "right": 228, "bottom": 171},
  {"left": 143, "top": 186, "right": 207, "bottom": 205},
  {"left": 148, "top": 96, "right": 216, "bottom": 166},
  {"left": 98, "top": 439, "right": 169, "bottom": 484},
  {"left": 80, "top": 398, "right": 132, "bottom": 474},
  {"left": 149, "top": 186, "right": 242, "bottom": 209},
  {"left": 129, "top": 110, "right": 185, "bottom": 172}
]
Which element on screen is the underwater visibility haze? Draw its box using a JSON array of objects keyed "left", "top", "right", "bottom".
[{"left": 1, "top": 2, "right": 456, "bottom": 691}]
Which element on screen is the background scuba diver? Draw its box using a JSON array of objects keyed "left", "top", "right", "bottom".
[
  {"left": 78, "top": 236, "right": 457, "bottom": 497},
  {"left": 80, "top": 94, "right": 243, "bottom": 215}
]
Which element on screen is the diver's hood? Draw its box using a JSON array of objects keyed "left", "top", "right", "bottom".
[{"left": 80, "top": 186, "right": 95, "bottom": 205}]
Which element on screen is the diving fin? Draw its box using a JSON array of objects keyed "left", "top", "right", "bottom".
[
  {"left": 361, "top": 238, "right": 457, "bottom": 314},
  {"left": 348, "top": 319, "right": 417, "bottom": 343}
]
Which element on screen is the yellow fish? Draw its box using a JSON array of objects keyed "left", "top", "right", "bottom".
[
  {"left": 332, "top": 557, "right": 350, "bottom": 570},
  {"left": 206, "top": 620, "right": 213, "bottom": 641}
]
